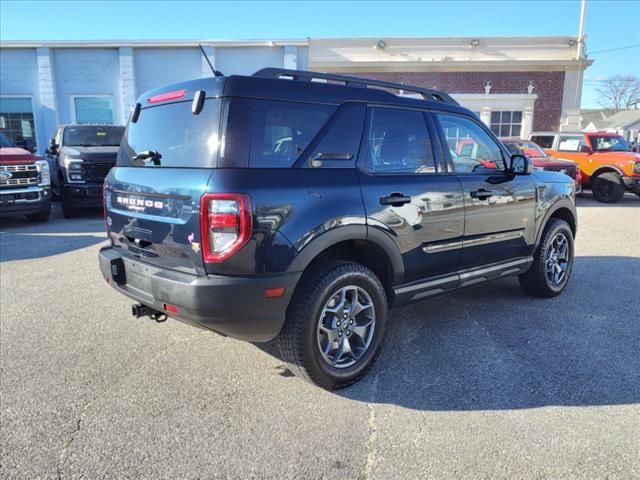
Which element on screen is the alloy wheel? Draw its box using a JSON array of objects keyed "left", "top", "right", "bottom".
[
  {"left": 316, "top": 285, "right": 376, "bottom": 369},
  {"left": 546, "top": 233, "right": 570, "bottom": 286}
]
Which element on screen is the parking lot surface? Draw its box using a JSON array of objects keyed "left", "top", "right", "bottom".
[{"left": 1, "top": 194, "right": 639, "bottom": 479}]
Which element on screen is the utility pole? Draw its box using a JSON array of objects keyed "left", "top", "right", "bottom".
[{"left": 576, "top": 0, "right": 587, "bottom": 59}]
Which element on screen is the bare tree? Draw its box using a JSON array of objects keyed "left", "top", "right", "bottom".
[{"left": 596, "top": 75, "right": 640, "bottom": 111}]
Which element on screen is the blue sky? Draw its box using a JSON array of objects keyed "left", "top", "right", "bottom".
[{"left": 1, "top": 0, "right": 639, "bottom": 108}]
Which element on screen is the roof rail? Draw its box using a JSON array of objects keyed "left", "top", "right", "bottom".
[{"left": 253, "top": 68, "right": 459, "bottom": 105}]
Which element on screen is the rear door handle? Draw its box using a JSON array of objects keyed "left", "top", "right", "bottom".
[
  {"left": 380, "top": 192, "right": 412, "bottom": 206},
  {"left": 470, "top": 189, "right": 494, "bottom": 200}
]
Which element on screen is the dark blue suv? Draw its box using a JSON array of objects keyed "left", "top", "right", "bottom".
[{"left": 99, "top": 69, "right": 577, "bottom": 389}]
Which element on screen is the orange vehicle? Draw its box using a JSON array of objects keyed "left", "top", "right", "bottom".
[{"left": 529, "top": 131, "right": 640, "bottom": 203}]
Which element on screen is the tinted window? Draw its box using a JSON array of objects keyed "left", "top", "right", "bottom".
[
  {"left": 304, "top": 103, "right": 365, "bottom": 168},
  {"left": 590, "top": 135, "right": 630, "bottom": 152},
  {"left": 0, "top": 132, "right": 15, "bottom": 148},
  {"left": 64, "top": 126, "right": 124, "bottom": 147},
  {"left": 530, "top": 135, "right": 554, "bottom": 149},
  {"left": 361, "top": 107, "right": 436, "bottom": 174},
  {"left": 220, "top": 98, "right": 335, "bottom": 168},
  {"left": 117, "top": 99, "right": 221, "bottom": 168},
  {"left": 437, "top": 114, "right": 505, "bottom": 173},
  {"left": 503, "top": 140, "right": 548, "bottom": 158}
]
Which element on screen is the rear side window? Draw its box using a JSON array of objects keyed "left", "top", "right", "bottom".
[
  {"left": 220, "top": 99, "right": 335, "bottom": 168},
  {"left": 557, "top": 135, "right": 586, "bottom": 152},
  {"left": 530, "top": 135, "right": 554, "bottom": 149},
  {"left": 117, "top": 99, "right": 222, "bottom": 168},
  {"left": 360, "top": 107, "right": 436, "bottom": 174},
  {"left": 303, "top": 103, "right": 365, "bottom": 168}
]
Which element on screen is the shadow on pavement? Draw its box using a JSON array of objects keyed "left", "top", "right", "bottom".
[
  {"left": 260, "top": 255, "right": 640, "bottom": 411},
  {"left": 0, "top": 205, "right": 106, "bottom": 262},
  {"left": 576, "top": 192, "right": 639, "bottom": 207}
]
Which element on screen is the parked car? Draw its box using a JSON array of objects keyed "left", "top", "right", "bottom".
[
  {"left": 529, "top": 131, "right": 640, "bottom": 203},
  {"left": 45, "top": 125, "right": 125, "bottom": 217},
  {"left": 99, "top": 69, "right": 577, "bottom": 389},
  {"left": 500, "top": 138, "right": 582, "bottom": 193},
  {"left": 0, "top": 132, "right": 51, "bottom": 222}
]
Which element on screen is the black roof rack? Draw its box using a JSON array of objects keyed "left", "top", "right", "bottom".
[{"left": 253, "top": 68, "right": 459, "bottom": 106}]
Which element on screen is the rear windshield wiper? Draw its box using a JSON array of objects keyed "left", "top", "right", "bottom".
[{"left": 132, "top": 150, "right": 162, "bottom": 165}]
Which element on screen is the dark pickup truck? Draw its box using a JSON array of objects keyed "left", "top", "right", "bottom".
[
  {"left": 99, "top": 69, "right": 577, "bottom": 389},
  {"left": 45, "top": 125, "right": 124, "bottom": 217}
]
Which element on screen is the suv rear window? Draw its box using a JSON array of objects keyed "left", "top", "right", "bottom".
[
  {"left": 117, "top": 99, "right": 222, "bottom": 168},
  {"left": 220, "top": 99, "right": 335, "bottom": 168}
]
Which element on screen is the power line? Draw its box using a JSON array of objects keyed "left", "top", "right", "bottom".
[{"left": 588, "top": 43, "right": 640, "bottom": 55}]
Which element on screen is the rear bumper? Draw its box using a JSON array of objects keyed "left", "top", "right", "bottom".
[
  {"left": 98, "top": 246, "right": 301, "bottom": 342},
  {"left": 622, "top": 175, "right": 640, "bottom": 193},
  {"left": 65, "top": 183, "right": 103, "bottom": 208},
  {"left": 0, "top": 186, "right": 51, "bottom": 216}
]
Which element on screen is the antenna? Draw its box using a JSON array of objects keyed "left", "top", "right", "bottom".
[{"left": 199, "top": 44, "right": 223, "bottom": 77}]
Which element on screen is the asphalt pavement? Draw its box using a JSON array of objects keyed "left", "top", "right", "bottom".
[{"left": 1, "top": 193, "right": 639, "bottom": 479}]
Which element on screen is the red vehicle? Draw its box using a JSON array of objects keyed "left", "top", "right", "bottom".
[
  {"left": 0, "top": 132, "right": 52, "bottom": 222},
  {"left": 501, "top": 138, "right": 582, "bottom": 193}
]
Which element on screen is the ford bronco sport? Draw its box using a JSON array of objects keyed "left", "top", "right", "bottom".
[
  {"left": 99, "top": 69, "right": 577, "bottom": 389},
  {"left": 46, "top": 125, "right": 125, "bottom": 217}
]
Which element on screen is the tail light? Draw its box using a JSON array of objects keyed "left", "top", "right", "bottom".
[{"left": 200, "top": 193, "right": 252, "bottom": 263}]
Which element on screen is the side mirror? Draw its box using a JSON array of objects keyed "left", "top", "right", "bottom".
[
  {"left": 579, "top": 145, "right": 592, "bottom": 153},
  {"left": 509, "top": 154, "right": 533, "bottom": 175},
  {"left": 47, "top": 140, "right": 58, "bottom": 155}
]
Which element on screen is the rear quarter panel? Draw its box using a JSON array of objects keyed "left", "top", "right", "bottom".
[{"left": 204, "top": 168, "right": 366, "bottom": 276}]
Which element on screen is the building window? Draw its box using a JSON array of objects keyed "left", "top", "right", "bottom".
[
  {"left": 490, "top": 111, "right": 522, "bottom": 138},
  {"left": 0, "top": 97, "right": 37, "bottom": 151},
  {"left": 72, "top": 96, "right": 114, "bottom": 124}
]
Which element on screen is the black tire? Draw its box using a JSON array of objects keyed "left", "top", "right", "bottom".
[
  {"left": 25, "top": 205, "right": 51, "bottom": 223},
  {"left": 592, "top": 172, "right": 625, "bottom": 203},
  {"left": 51, "top": 171, "right": 63, "bottom": 201},
  {"left": 61, "top": 190, "right": 77, "bottom": 218},
  {"left": 519, "top": 218, "right": 574, "bottom": 298},
  {"left": 277, "top": 261, "right": 388, "bottom": 390}
]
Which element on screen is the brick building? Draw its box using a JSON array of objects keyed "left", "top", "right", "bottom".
[
  {"left": 310, "top": 37, "right": 592, "bottom": 138},
  {"left": 0, "top": 36, "right": 591, "bottom": 154}
]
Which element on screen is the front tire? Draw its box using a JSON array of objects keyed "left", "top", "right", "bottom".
[
  {"left": 592, "top": 172, "right": 625, "bottom": 203},
  {"left": 277, "top": 261, "right": 388, "bottom": 390},
  {"left": 519, "top": 218, "right": 574, "bottom": 298},
  {"left": 26, "top": 205, "right": 51, "bottom": 223},
  {"left": 61, "top": 190, "right": 77, "bottom": 218}
]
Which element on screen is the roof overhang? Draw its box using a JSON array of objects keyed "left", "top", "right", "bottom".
[{"left": 308, "top": 36, "right": 593, "bottom": 72}]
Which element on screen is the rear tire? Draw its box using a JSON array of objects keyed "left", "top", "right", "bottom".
[
  {"left": 519, "top": 218, "right": 574, "bottom": 298},
  {"left": 26, "top": 205, "right": 51, "bottom": 223},
  {"left": 592, "top": 172, "right": 625, "bottom": 203},
  {"left": 277, "top": 261, "right": 388, "bottom": 390},
  {"left": 61, "top": 190, "right": 77, "bottom": 218}
]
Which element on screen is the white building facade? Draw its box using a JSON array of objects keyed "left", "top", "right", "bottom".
[{"left": 0, "top": 37, "right": 590, "bottom": 153}]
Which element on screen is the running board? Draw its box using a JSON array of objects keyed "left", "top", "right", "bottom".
[{"left": 392, "top": 257, "right": 533, "bottom": 307}]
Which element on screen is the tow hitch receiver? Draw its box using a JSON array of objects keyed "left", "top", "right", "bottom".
[{"left": 131, "top": 304, "right": 168, "bottom": 322}]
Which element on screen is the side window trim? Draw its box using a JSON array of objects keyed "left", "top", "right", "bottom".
[
  {"left": 294, "top": 102, "right": 365, "bottom": 169},
  {"left": 356, "top": 104, "right": 439, "bottom": 176},
  {"left": 423, "top": 111, "right": 447, "bottom": 174},
  {"left": 432, "top": 111, "right": 508, "bottom": 175}
]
